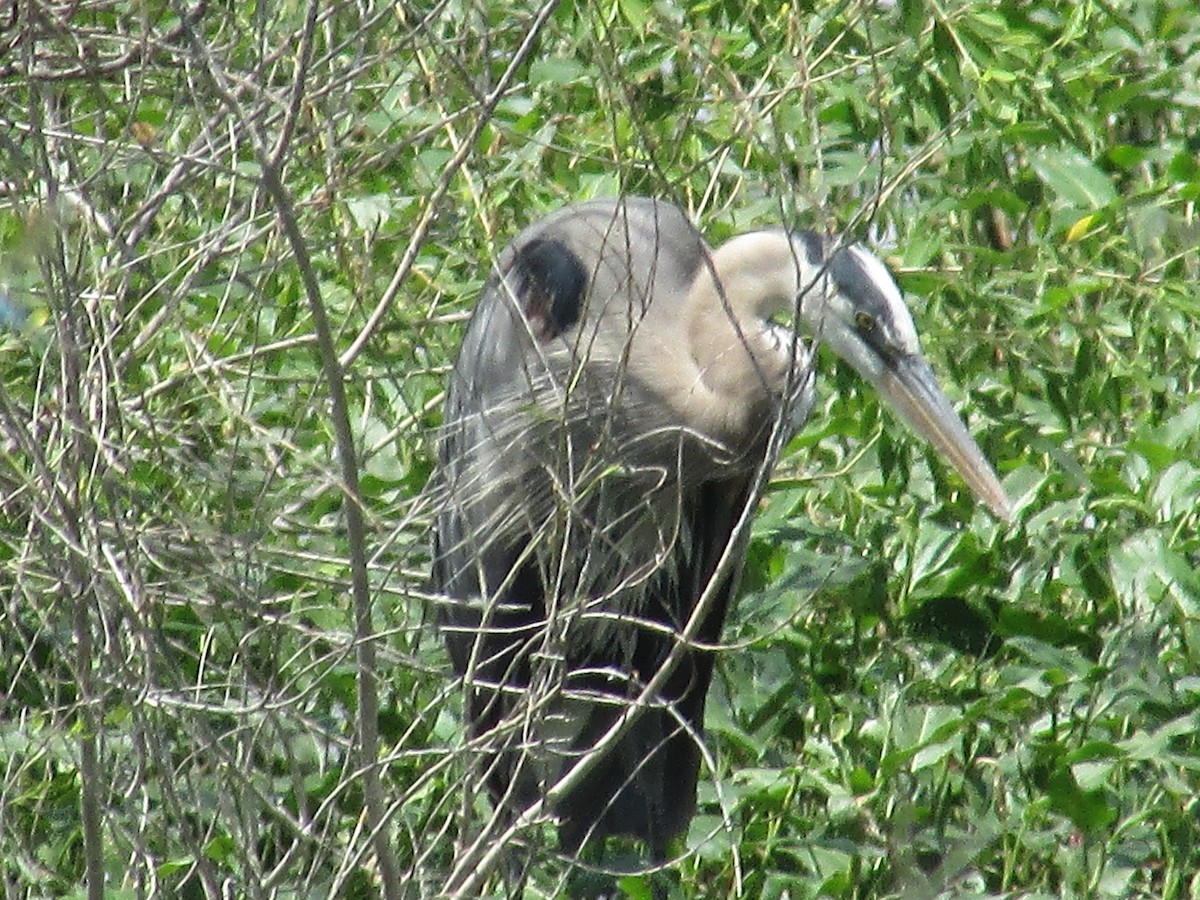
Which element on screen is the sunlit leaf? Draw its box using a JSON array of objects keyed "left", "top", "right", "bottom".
[{"left": 1029, "top": 147, "right": 1118, "bottom": 209}]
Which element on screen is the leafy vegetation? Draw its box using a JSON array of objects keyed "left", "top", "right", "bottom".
[{"left": 1, "top": 0, "right": 1198, "bottom": 897}]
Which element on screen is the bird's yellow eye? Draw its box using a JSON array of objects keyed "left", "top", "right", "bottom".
[{"left": 855, "top": 312, "right": 875, "bottom": 332}]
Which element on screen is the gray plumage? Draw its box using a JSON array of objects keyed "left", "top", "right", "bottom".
[{"left": 432, "top": 196, "right": 1010, "bottom": 857}]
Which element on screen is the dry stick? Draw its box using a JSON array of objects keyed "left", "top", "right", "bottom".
[
  {"left": 257, "top": 14, "right": 403, "bottom": 900},
  {"left": 171, "top": 1, "right": 400, "bottom": 895},
  {"left": 0, "top": 370, "right": 105, "bottom": 900},
  {"left": 63, "top": 326, "right": 104, "bottom": 900},
  {"left": 21, "top": 70, "right": 108, "bottom": 900},
  {"left": 338, "top": 0, "right": 563, "bottom": 369}
]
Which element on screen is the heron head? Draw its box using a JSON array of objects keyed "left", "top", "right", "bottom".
[{"left": 790, "top": 233, "right": 1014, "bottom": 523}]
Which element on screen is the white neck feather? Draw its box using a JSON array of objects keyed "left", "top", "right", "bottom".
[{"left": 668, "top": 231, "right": 815, "bottom": 454}]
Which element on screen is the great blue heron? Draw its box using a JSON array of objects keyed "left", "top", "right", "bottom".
[{"left": 432, "top": 196, "right": 1011, "bottom": 861}]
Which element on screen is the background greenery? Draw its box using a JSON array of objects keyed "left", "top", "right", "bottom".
[{"left": 2, "top": 0, "right": 1198, "bottom": 897}]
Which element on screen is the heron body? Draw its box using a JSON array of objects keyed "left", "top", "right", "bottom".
[{"left": 432, "top": 196, "right": 1010, "bottom": 857}]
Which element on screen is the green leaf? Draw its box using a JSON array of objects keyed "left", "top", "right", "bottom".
[
  {"left": 616, "top": 0, "right": 650, "bottom": 29},
  {"left": 616, "top": 875, "right": 655, "bottom": 900},
  {"left": 1029, "top": 147, "right": 1118, "bottom": 209},
  {"left": 530, "top": 57, "right": 586, "bottom": 84},
  {"left": 1047, "top": 766, "right": 1117, "bottom": 833},
  {"left": 898, "top": 0, "right": 925, "bottom": 39},
  {"left": 1158, "top": 399, "right": 1200, "bottom": 449}
]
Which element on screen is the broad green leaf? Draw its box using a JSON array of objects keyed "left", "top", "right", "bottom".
[
  {"left": 616, "top": 0, "right": 650, "bottom": 29},
  {"left": 1029, "top": 147, "right": 1118, "bottom": 209},
  {"left": 531, "top": 57, "right": 586, "bottom": 84}
]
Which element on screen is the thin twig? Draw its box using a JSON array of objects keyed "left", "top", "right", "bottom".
[
  {"left": 338, "top": 0, "right": 563, "bottom": 369},
  {"left": 170, "top": 1, "right": 402, "bottom": 895}
]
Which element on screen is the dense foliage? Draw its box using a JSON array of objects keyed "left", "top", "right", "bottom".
[{"left": 1, "top": 0, "right": 1198, "bottom": 897}]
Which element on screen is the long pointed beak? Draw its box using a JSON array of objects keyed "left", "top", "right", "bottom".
[{"left": 875, "top": 354, "right": 1013, "bottom": 523}]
